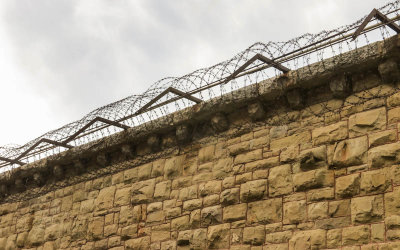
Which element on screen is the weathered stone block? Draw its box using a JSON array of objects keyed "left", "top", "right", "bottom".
[
  {"left": 286, "top": 88, "right": 304, "bottom": 109},
  {"left": 125, "top": 236, "right": 150, "bottom": 250},
  {"left": 198, "top": 145, "right": 215, "bottom": 164},
  {"left": 330, "top": 136, "right": 368, "bottom": 168},
  {"left": 114, "top": 187, "right": 131, "bottom": 206},
  {"left": 330, "top": 74, "right": 351, "bottom": 98},
  {"left": 335, "top": 173, "right": 360, "bottom": 198},
  {"left": 342, "top": 225, "right": 370, "bottom": 246},
  {"left": 384, "top": 186, "right": 400, "bottom": 217},
  {"left": 368, "top": 142, "right": 400, "bottom": 169},
  {"left": 154, "top": 181, "right": 171, "bottom": 200},
  {"left": 288, "top": 229, "right": 326, "bottom": 250},
  {"left": 171, "top": 216, "right": 189, "bottom": 231},
  {"left": 164, "top": 155, "right": 185, "bottom": 179},
  {"left": 131, "top": 179, "right": 155, "bottom": 205},
  {"left": 269, "top": 164, "right": 293, "bottom": 197},
  {"left": 95, "top": 186, "right": 116, "bottom": 211},
  {"left": 243, "top": 225, "right": 265, "bottom": 245},
  {"left": 351, "top": 195, "right": 384, "bottom": 224},
  {"left": 247, "top": 198, "right": 282, "bottom": 224},
  {"left": 312, "top": 121, "right": 348, "bottom": 146},
  {"left": 360, "top": 169, "right": 390, "bottom": 194},
  {"left": 223, "top": 203, "right": 247, "bottom": 222},
  {"left": 88, "top": 217, "right": 104, "bottom": 240},
  {"left": 283, "top": 200, "right": 306, "bottom": 224},
  {"left": 220, "top": 188, "right": 239, "bottom": 206},
  {"left": 348, "top": 107, "right": 386, "bottom": 137},
  {"left": 213, "top": 158, "right": 233, "bottom": 179},
  {"left": 308, "top": 202, "right": 328, "bottom": 220},
  {"left": 207, "top": 223, "right": 230, "bottom": 249},
  {"left": 201, "top": 206, "right": 222, "bottom": 226},
  {"left": 293, "top": 169, "right": 334, "bottom": 191},
  {"left": 371, "top": 223, "right": 385, "bottom": 243},
  {"left": 235, "top": 149, "right": 262, "bottom": 164},
  {"left": 240, "top": 179, "right": 267, "bottom": 202},
  {"left": 369, "top": 129, "right": 396, "bottom": 148},
  {"left": 270, "top": 131, "right": 311, "bottom": 150},
  {"left": 327, "top": 229, "right": 341, "bottom": 248},
  {"left": 329, "top": 199, "right": 350, "bottom": 217},
  {"left": 298, "top": 146, "right": 327, "bottom": 170},
  {"left": 265, "top": 231, "right": 292, "bottom": 244},
  {"left": 211, "top": 113, "right": 229, "bottom": 132},
  {"left": 388, "top": 107, "right": 400, "bottom": 124}
]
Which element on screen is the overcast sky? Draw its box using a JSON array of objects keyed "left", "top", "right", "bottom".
[{"left": 0, "top": 0, "right": 388, "bottom": 146}]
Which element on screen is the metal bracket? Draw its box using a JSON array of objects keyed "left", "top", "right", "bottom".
[
  {"left": 353, "top": 8, "right": 400, "bottom": 40},
  {"left": 64, "top": 117, "right": 130, "bottom": 143},
  {"left": 226, "top": 54, "right": 290, "bottom": 83},
  {"left": 135, "top": 87, "right": 202, "bottom": 115}
]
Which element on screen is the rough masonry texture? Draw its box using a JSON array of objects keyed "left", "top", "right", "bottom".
[{"left": 3, "top": 36, "right": 400, "bottom": 250}]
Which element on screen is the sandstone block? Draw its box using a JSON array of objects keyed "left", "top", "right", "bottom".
[
  {"left": 164, "top": 155, "right": 185, "bottom": 179},
  {"left": 240, "top": 179, "right": 267, "bottom": 202},
  {"left": 371, "top": 223, "right": 385, "bottom": 243},
  {"left": 151, "top": 159, "right": 165, "bottom": 177},
  {"left": 223, "top": 204, "right": 247, "bottom": 222},
  {"left": 327, "top": 229, "right": 341, "bottom": 248},
  {"left": 369, "top": 129, "right": 396, "bottom": 148},
  {"left": 312, "top": 121, "right": 347, "bottom": 146},
  {"left": 286, "top": 88, "right": 304, "bottom": 109},
  {"left": 220, "top": 188, "right": 239, "bottom": 206},
  {"left": 330, "top": 74, "right": 351, "bottom": 98},
  {"left": 125, "top": 236, "right": 150, "bottom": 250},
  {"left": 243, "top": 225, "right": 265, "bottom": 245},
  {"left": 388, "top": 91, "right": 400, "bottom": 107},
  {"left": 330, "top": 136, "right": 368, "bottom": 168},
  {"left": 154, "top": 181, "right": 171, "bottom": 200},
  {"left": 280, "top": 146, "right": 298, "bottom": 163},
  {"left": 247, "top": 198, "right": 282, "bottom": 224},
  {"left": 288, "top": 229, "right": 326, "bottom": 250},
  {"left": 88, "top": 217, "right": 104, "bottom": 240},
  {"left": 270, "top": 125, "right": 288, "bottom": 139},
  {"left": 351, "top": 195, "right": 384, "bottom": 224},
  {"left": 171, "top": 216, "right": 189, "bottom": 231},
  {"left": 360, "top": 169, "right": 390, "bottom": 194},
  {"left": 348, "top": 107, "right": 386, "bottom": 137},
  {"left": 386, "top": 215, "right": 400, "bottom": 230},
  {"left": 265, "top": 231, "right": 292, "bottom": 244},
  {"left": 336, "top": 173, "right": 360, "bottom": 198},
  {"left": 342, "top": 225, "right": 370, "bottom": 246},
  {"left": 268, "top": 164, "right": 293, "bottom": 197},
  {"left": 207, "top": 223, "right": 230, "bottom": 249},
  {"left": 114, "top": 187, "right": 131, "bottom": 206},
  {"left": 329, "top": 199, "right": 351, "bottom": 217},
  {"left": 95, "top": 186, "right": 116, "bottom": 211},
  {"left": 178, "top": 185, "right": 198, "bottom": 201},
  {"left": 298, "top": 146, "right": 327, "bottom": 170},
  {"left": 198, "top": 145, "right": 215, "bottom": 164},
  {"left": 293, "top": 169, "right": 334, "bottom": 191},
  {"left": 308, "top": 202, "right": 328, "bottom": 220},
  {"left": 235, "top": 149, "right": 262, "bottom": 164},
  {"left": 388, "top": 107, "right": 400, "bottom": 124},
  {"left": 201, "top": 206, "right": 222, "bottom": 226},
  {"left": 307, "top": 187, "right": 334, "bottom": 202},
  {"left": 213, "top": 158, "right": 233, "bottom": 179},
  {"left": 270, "top": 131, "right": 311, "bottom": 150},
  {"left": 368, "top": 142, "right": 400, "bottom": 169},
  {"left": 211, "top": 113, "right": 229, "bottom": 132},
  {"left": 199, "top": 180, "right": 221, "bottom": 197},
  {"left": 131, "top": 179, "right": 155, "bottom": 205},
  {"left": 283, "top": 200, "right": 306, "bottom": 224},
  {"left": 384, "top": 186, "right": 400, "bottom": 217}
]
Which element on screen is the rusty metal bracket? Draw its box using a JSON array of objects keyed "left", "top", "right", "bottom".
[
  {"left": 226, "top": 54, "right": 290, "bottom": 83},
  {"left": 0, "top": 156, "right": 25, "bottom": 166},
  {"left": 135, "top": 87, "right": 202, "bottom": 115},
  {"left": 64, "top": 117, "right": 130, "bottom": 143},
  {"left": 353, "top": 8, "right": 400, "bottom": 40}
]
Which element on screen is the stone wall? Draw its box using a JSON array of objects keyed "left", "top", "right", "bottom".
[{"left": 2, "top": 36, "right": 400, "bottom": 250}]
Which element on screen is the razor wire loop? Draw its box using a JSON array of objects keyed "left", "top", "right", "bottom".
[{"left": 1, "top": 1, "right": 400, "bottom": 171}]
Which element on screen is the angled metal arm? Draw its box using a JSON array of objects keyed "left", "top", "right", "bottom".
[
  {"left": 16, "top": 138, "right": 73, "bottom": 160},
  {"left": 226, "top": 54, "right": 290, "bottom": 83},
  {"left": 64, "top": 117, "right": 130, "bottom": 143},
  {"left": 353, "top": 8, "right": 400, "bottom": 40},
  {"left": 0, "top": 156, "right": 25, "bottom": 166},
  {"left": 135, "top": 87, "right": 202, "bottom": 115}
]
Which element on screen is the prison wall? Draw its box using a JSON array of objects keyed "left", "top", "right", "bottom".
[{"left": 2, "top": 36, "right": 400, "bottom": 250}]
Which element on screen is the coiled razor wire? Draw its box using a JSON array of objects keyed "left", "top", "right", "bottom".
[{"left": 1, "top": 0, "right": 400, "bottom": 172}]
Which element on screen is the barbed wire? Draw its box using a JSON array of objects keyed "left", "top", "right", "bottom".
[{"left": 1, "top": 0, "right": 400, "bottom": 172}]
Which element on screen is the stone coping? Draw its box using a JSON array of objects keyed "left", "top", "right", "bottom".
[{"left": 1, "top": 35, "right": 399, "bottom": 189}]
